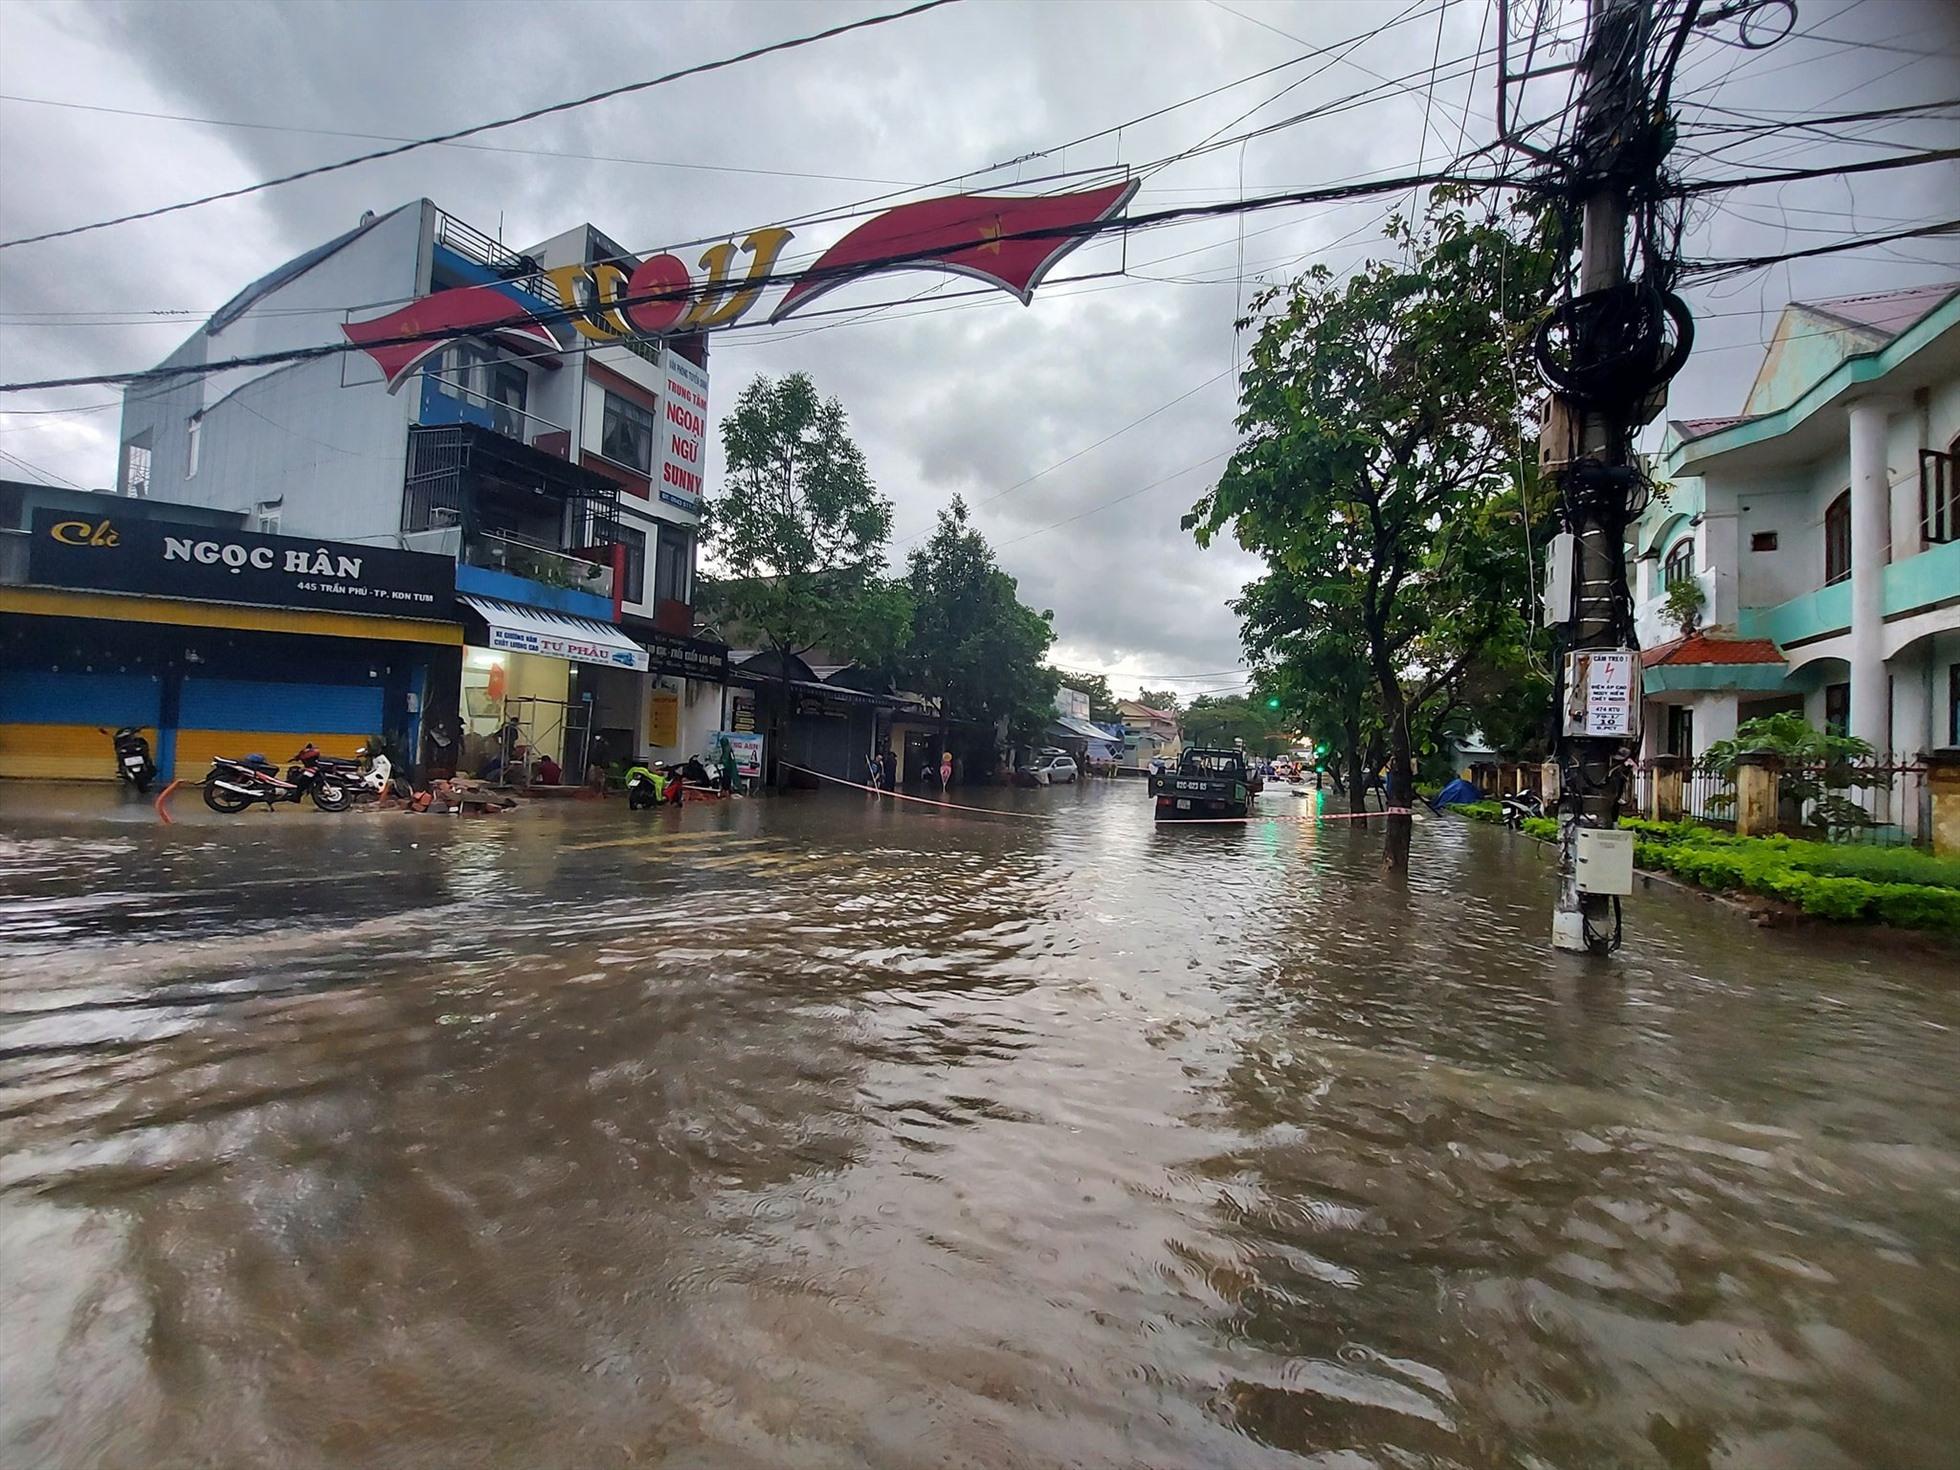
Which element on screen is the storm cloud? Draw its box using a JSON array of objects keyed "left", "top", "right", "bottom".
[{"left": 2, "top": 0, "right": 1954, "bottom": 694}]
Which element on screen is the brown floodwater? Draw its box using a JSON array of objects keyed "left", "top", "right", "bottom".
[{"left": 1, "top": 781, "right": 1955, "bottom": 1468}]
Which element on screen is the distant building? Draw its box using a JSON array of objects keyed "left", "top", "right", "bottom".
[{"left": 1115, "top": 698, "right": 1180, "bottom": 768}]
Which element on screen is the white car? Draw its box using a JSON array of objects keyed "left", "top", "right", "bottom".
[{"left": 1026, "top": 752, "right": 1079, "bottom": 785}]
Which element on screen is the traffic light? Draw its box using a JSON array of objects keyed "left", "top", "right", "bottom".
[{"left": 1265, "top": 697, "right": 1281, "bottom": 710}]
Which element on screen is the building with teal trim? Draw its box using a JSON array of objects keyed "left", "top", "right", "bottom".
[{"left": 1629, "top": 282, "right": 1960, "bottom": 839}]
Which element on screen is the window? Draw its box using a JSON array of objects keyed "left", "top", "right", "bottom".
[
  {"left": 254, "top": 502, "right": 281, "bottom": 535},
  {"left": 120, "top": 435, "right": 152, "bottom": 497},
  {"left": 1923, "top": 443, "right": 1956, "bottom": 546},
  {"left": 1661, "top": 537, "right": 1695, "bottom": 589},
  {"left": 600, "top": 392, "right": 655, "bottom": 474},
  {"left": 184, "top": 415, "right": 202, "bottom": 479},
  {"left": 434, "top": 342, "right": 528, "bottom": 436},
  {"left": 1824, "top": 490, "right": 1851, "bottom": 585},
  {"left": 1750, "top": 530, "right": 1778, "bottom": 552},
  {"left": 654, "top": 527, "right": 692, "bottom": 605},
  {"left": 1666, "top": 705, "right": 1694, "bottom": 758},
  {"left": 485, "top": 360, "right": 528, "bottom": 438},
  {"left": 1824, "top": 681, "right": 1850, "bottom": 736},
  {"left": 613, "top": 524, "right": 646, "bottom": 604}
]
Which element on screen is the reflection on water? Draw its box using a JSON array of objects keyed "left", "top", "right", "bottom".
[{"left": 2, "top": 784, "right": 1956, "bottom": 1468}]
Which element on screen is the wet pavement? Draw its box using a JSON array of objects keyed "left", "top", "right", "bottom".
[{"left": 2, "top": 780, "right": 1956, "bottom": 1469}]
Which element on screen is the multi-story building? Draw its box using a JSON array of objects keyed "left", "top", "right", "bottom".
[
  {"left": 112, "top": 199, "right": 727, "bottom": 777},
  {"left": 1629, "top": 282, "right": 1959, "bottom": 837}
]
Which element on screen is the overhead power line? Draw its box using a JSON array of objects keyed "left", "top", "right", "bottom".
[
  {"left": 1673, "top": 145, "right": 1960, "bottom": 195},
  {"left": 0, "top": 0, "right": 966, "bottom": 253},
  {"left": 0, "top": 161, "right": 1543, "bottom": 395},
  {"left": 0, "top": 92, "right": 927, "bottom": 188},
  {"left": 1677, "top": 217, "right": 1960, "bottom": 280},
  {"left": 0, "top": 445, "right": 86, "bottom": 488}
]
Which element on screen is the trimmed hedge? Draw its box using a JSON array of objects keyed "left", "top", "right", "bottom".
[
  {"left": 1483, "top": 810, "right": 1960, "bottom": 933},
  {"left": 1448, "top": 801, "right": 1505, "bottom": 824}
]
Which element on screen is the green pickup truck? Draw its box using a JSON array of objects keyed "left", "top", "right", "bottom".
[{"left": 1148, "top": 747, "right": 1251, "bottom": 820}]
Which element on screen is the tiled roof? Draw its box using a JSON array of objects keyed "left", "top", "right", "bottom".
[
  {"left": 1121, "top": 702, "right": 1177, "bottom": 721},
  {"left": 1675, "top": 415, "right": 1753, "bottom": 439},
  {"left": 1795, "top": 282, "right": 1958, "bottom": 343},
  {"left": 1641, "top": 633, "right": 1785, "bottom": 668}
]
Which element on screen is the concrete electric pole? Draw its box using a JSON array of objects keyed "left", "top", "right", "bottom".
[
  {"left": 1551, "top": 0, "right": 1647, "bottom": 953},
  {"left": 1533, "top": 0, "right": 1696, "bottom": 953}
]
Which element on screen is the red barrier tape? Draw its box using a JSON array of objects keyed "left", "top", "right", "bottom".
[
  {"left": 781, "top": 763, "right": 1048, "bottom": 818},
  {"left": 780, "top": 763, "right": 1414, "bottom": 825}
]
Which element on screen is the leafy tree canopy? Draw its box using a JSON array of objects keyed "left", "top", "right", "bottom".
[
  {"left": 707, "top": 371, "right": 894, "bottom": 665},
  {"left": 904, "top": 496, "right": 1057, "bottom": 741},
  {"left": 1188, "top": 196, "right": 1556, "bottom": 812}
]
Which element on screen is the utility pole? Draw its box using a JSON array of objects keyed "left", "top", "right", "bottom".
[{"left": 1545, "top": 0, "right": 1659, "bottom": 953}]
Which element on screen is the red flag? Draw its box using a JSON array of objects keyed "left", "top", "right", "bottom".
[
  {"left": 769, "top": 180, "right": 1138, "bottom": 323},
  {"left": 342, "top": 283, "right": 560, "bottom": 391}
]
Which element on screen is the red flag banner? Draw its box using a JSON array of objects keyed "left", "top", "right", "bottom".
[
  {"left": 342, "top": 283, "right": 560, "bottom": 391},
  {"left": 768, "top": 179, "right": 1138, "bottom": 323}
]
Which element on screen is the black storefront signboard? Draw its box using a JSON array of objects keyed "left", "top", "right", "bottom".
[
  {"left": 28, "top": 509, "right": 454, "bottom": 616},
  {"left": 641, "top": 627, "right": 729, "bottom": 683}
]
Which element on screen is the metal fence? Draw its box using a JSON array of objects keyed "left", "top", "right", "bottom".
[
  {"left": 1681, "top": 761, "right": 1736, "bottom": 828},
  {"left": 1646, "top": 753, "right": 1930, "bottom": 847},
  {"left": 1777, "top": 752, "right": 1930, "bottom": 847}
]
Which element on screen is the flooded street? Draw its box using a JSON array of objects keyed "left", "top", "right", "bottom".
[{"left": 2, "top": 782, "right": 1955, "bottom": 1469}]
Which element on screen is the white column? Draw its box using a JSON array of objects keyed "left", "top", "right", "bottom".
[
  {"left": 1847, "top": 399, "right": 1893, "bottom": 750},
  {"left": 1694, "top": 693, "right": 1738, "bottom": 757},
  {"left": 1893, "top": 644, "right": 1933, "bottom": 840}
]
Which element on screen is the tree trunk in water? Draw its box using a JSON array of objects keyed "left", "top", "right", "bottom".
[
  {"left": 774, "top": 649, "right": 793, "bottom": 790},
  {"left": 1341, "top": 715, "right": 1366, "bottom": 815},
  {"left": 1371, "top": 648, "right": 1414, "bottom": 872}
]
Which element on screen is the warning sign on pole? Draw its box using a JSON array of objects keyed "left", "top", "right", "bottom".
[{"left": 1563, "top": 650, "right": 1639, "bottom": 739}]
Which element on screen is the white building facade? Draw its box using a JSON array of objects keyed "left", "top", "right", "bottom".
[
  {"left": 1629, "top": 283, "right": 1960, "bottom": 838},
  {"left": 115, "top": 200, "right": 727, "bottom": 776}
]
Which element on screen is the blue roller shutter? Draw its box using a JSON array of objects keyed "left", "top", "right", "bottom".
[
  {"left": 179, "top": 677, "right": 383, "bottom": 736},
  {"left": 0, "top": 670, "right": 162, "bottom": 726}
]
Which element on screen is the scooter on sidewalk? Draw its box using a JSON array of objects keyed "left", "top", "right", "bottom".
[
  {"left": 1501, "top": 790, "right": 1545, "bottom": 830},
  {"left": 101, "top": 726, "right": 156, "bottom": 794}
]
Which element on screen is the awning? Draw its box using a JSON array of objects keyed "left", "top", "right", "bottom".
[
  {"left": 459, "top": 595, "right": 647, "bottom": 671},
  {"left": 1051, "top": 715, "right": 1118, "bottom": 743}
]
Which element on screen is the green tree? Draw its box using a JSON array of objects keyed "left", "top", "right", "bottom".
[
  {"left": 1182, "top": 694, "right": 1290, "bottom": 756},
  {"left": 1189, "top": 199, "right": 1554, "bottom": 830},
  {"left": 1235, "top": 570, "right": 1381, "bottom": 809},
  {"left": 1135, "top": 688, "right": 1182, "bottom": 713},
  {"left": 904, "top": 496, "right": 1057, "bottom": 760},
  {"left": 709, "top": 372, "right": 895, "bottom": 779}
]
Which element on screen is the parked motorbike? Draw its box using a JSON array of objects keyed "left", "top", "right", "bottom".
[
  {"left": 323, "top": 743, "right": 403, "bottom": 807},
  {"left": 102, "top": 726, "right": 156, "bottom": 794},
  {"left": 1501, "top": 790, "right": 1545, "bottom": 830},
  {"left": 202, "top": 745, "right": 351, "bottom": 814},
  {"left": 624, "top": 763, "right": 685, "bottom": 810}
]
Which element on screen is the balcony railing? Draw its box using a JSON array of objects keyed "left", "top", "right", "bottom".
[
  {"left": 469, "top": 530, "right": 613, "bottom": 599},
  {"left": 432, "top": 208, "right": 561, "bottom": 306},
  {"left": 421, "top": 371, "right": 569, "bottom": 446}
]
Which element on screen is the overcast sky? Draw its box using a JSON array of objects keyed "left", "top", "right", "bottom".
[{"left": 2, "top": 0, "right": 1955, "bottom": 697}]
